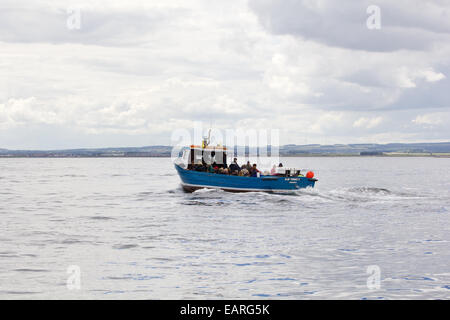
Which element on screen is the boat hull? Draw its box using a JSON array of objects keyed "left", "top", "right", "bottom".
[{"left": 175, "top": 164, "right": 316, "bottom": 192}]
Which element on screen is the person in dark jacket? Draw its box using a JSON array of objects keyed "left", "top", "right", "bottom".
[
  {"left": 229, "top": 157, "right": 241, "bottom": 173},
  {"left": 193, "top": 160, "right": 205, "bottom": 171}
]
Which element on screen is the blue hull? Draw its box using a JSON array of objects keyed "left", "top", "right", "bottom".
[{"left": 175, "top": 164, "right": 316, "bottom": 192}]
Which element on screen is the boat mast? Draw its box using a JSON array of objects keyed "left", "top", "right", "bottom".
[{"left": 202, "top": 128, "right": 211, "bottom": 148}]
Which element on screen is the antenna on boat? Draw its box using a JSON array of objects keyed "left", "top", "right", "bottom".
[{"left": 202, "top": 128, "right": 211, "bottom": 148}]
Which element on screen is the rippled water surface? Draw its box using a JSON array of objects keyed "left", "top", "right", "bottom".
[{"left": 0, "top": 157, "right": 449, "bottom": 299}]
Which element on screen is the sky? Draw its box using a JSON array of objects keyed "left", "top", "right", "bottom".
[{"left": 0, "top": 0, "right": 449, "bottom": 149}]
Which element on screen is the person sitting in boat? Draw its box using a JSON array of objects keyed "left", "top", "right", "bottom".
[
  {"left": 250, "top": 164, "right": 261, "bottom": 177},
  {"left": 193, "top": 160, "right": 205, "bottom": 172},
  {"left": 241, "top": 161, "right": 251, "bottom": 171},
  {"left": 229, "top": 158, "right": 241, "bottom": 173},
  {"left": 206, "top": 163, "right": 215, "bottom": 173},
  {"left": 240, "top": 168, "right": 249, "bottom": 176}
]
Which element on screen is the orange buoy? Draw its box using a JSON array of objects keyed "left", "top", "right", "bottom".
[{"left": 306, "top": 171, "right": 314, "bottom": 179}]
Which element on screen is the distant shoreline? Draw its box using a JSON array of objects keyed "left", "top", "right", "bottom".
[
  {"left": 1, "top": 153, "right": 449, "bottom": 158},
  {"left": 283, "top": 153, "right": 450, "bottom": 158},
  {"left": 1, "top": 142, "right": 450, "bottom": 158}
]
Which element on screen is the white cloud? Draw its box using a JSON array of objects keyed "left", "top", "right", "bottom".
[
  {"left": 0, "top": 0, "right": 449, "bottom": 148},
  {"left": 412, "top": 113, "right": 446, "bottom": 126},
  {"left": 353, "top": 116, "right": 383, "bottom": 129},
  {"left": 417, "top": 69, "right": 446, "bottom": 83},
  {"left": 0, "top": 97, "right": 63, "bottom": 127}
]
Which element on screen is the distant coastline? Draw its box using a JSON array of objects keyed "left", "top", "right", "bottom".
[
  {"left": 1, "top": 154, "right": 449, "bottom": 158},
  {"left": 1, "top": 142, "right": 450, "bottom": 158},
  {"left": 282, "top": 153, "right": 450, "bottom": 158}
]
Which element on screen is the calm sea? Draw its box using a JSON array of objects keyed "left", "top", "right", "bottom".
[{"left": 0, "top": 157, "right": 449, "bottom": 299}]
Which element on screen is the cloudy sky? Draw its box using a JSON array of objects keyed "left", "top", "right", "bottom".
[{"left": 1, "top": 0, "right": 449, "bottom": 149}]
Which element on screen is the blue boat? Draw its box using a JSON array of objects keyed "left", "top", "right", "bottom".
[{"left": 174, "top": 141, "right": 317, "bottom": 193}]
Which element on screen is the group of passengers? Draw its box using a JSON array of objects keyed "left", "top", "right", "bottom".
[{"left": 191, "top": 158, "right": 284, "bottom": 177}]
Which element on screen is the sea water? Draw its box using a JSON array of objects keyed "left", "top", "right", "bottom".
[{"left": 0, "top": 157, "right": 449, "bottom": 299}]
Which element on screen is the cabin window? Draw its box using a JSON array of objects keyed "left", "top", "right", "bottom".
[
  {"left": 182, "top": 149, "right": 190, "bottom": 164},
  {"left": 186, "top": 148, "right": 228, "bottom": 169},
  {"left": 192, "top": 149, "right": 203, "bottom": 162},
  {"left": 188, "top": 148, "right": 203, "bottom": 169},
  {"left": 210, "top": 150, "right": 227, "bottom": 167},
  {"left": 202, "top": 151, "right": 213, "bottom": 164}
]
